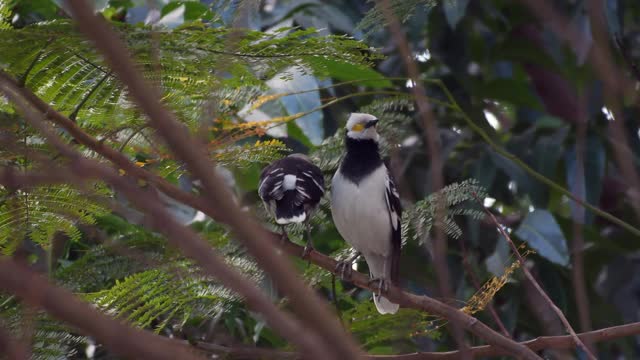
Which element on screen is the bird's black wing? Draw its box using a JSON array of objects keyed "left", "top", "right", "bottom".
[
  {"left": 384, "top": 167, "right": 402, "bottom": 283},
  {"left": 258, "top": 161, "right": 285, "bottom": 202},
  {"left": 294, "top": 159, "right": 325, "bottom": 207}
]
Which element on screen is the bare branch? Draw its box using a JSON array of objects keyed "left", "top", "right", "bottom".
[
  {"left": 374, "top": 0, "right": 469, "bottom": 357},
  {"left": 63, "top": 3, "right": 363, "bottom": 358},
  {"left": 193, "top": 321, "right": 640, "bottom": 359},
  {"left": 0, "top": 73, "right": 333, "bottom": 360},
  {"left": 0, "top": 258, "right": 203, "bottom": 360},
  {"left": 1, "top": 68, "right": 540, "bottom": 358},
  {"left": 0, "top": 320, "right": 29, "bottom": 360},
  {"left": 478, "top": 198, "right": 596, "bottom": 359}
]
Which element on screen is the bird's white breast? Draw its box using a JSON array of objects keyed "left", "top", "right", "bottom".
[{"left": 331, "top": 165, "right": 392, "bottom": 256}]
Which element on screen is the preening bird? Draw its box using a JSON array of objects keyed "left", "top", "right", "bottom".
[
  {"left": 331, "top": 113, "right": 402, "bottom": 314},
  {"left": 258, "top": 154, "right": 325, "bottom": 255}
]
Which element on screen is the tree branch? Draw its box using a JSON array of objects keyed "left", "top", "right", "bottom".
[
  {"left": 478, "top": 197, "right": 596, "bottom": 359},
  {"left": 63, "top": 3, "right": 363, "bottom": 358},
  {"left": 192, "top": 321, "right": 640, "bottom": 359},
  {"left": 375, "top": 1, "right": 469, "bottom": 357},
  {"left": 0, "top": 258, "right": 204, "bottom": 360},
  {"left": 1, "top": 67, "right": 538, "bottom": 359},
  {"left": 0, "top": 75, "right": 333, "bottom": 360}
]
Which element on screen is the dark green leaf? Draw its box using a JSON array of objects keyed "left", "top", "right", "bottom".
[{"left": 515, "top": 210, "right": 570, "bottom": 267}]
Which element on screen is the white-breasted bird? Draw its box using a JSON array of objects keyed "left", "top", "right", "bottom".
[
  {"left": 331, "top": 113, "right": 402, "bottom": 314},
  {"left": 258, "top": 153, "right": 325, "bottom": 255}
]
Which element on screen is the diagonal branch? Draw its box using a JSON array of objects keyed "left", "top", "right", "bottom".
[
  {"left": 1, "top": 67, "right": 539, "bottom": 359},
  {"left": 476, "top": 195, "right": 596, "bottom": 359},
  {"left": 376, "top": 0, "right": 468, "bottom": 356},
  {"left": 64, "top": 1, "right": 361, "bottom": 358},
  {"left": 191, "top": 321, "right": 640, "bottom": 359},
  {"left": 0, "top": 74, "right": 333, "bottom": 359},
  {"left": 0, "top": 258, "right": 203, "bottom": 360}
]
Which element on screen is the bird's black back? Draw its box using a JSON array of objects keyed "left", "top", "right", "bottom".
[{"left": 258, "top": 155, "right": 325, "bottom": 223}]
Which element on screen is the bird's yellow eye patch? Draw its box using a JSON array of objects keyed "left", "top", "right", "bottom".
[{"left": 351, "top": 123, "right": 365, "bottom": 132}]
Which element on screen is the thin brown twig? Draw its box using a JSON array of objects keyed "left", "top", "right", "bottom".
[
  {"left": 0, "top": 258, "right": 204, "bottom": 360},
  {"left": 476, "top": 196, "right": 596, "bottom": 360},
  {"left": 375, "top": 0, "right": 470, "bottom": 357},
  {"left": 572, "top": 93, "right": 593, "bottom": 344},
  {"left": 64, "top": 3, "right": 362, "bottom": 358},
  {"left": 0, "top": 68, "right": 540, "bottom": 358},
  {"left": 192, "top": 320, "right": 640, "bottom": 359},
  {"left": 0, "top": 74, "right": 332, "bottom": 360}
]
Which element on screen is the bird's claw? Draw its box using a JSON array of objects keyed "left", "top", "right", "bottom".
[
  {"left": 334, "top": 261, "right": 353, "bottom": 280},
  {"left": 279, "top": 230, "right": 289, "bottom": 246},
  {"left": 301, "top": 244, "right": 313, "bottom": 259},
  {"left": 368, "top": 278, "right": 389, "bottom": 297}
]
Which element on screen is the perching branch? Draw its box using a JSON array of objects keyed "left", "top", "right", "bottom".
[
  {"left": 64, "top": 2, "right": 361, "bottom": 358},
  {"left": 0, "top": 73, "right": 333, "bottom": 360},
  {"left": 0, "top": 68, "right": 537, "bottom": 358},
  {"left": 376, "top": 0, "right": 469, "bottom": 356}
]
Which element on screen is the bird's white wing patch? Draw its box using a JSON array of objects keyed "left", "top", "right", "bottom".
[
  {"left": 282, "top": 174, "right": 297, "bottom": 190},
  {"left": 384, "top": 170, "right": 400, "bottom": 230}
]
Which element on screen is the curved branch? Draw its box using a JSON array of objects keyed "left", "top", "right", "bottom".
[
  {"left": 65, "top": 2, "right": 363, "bottom": 359},
  {"left": 0, "top": 259, "right": 203, "bottom": 360},
  {"left": 192, "top": 321, "right": 640, "bottom": 359},
  {"left": 0, "top": 74, "right": 332, "bottom": 360},
  {"left": 0, "top": 68, "right": 537, "bottom": 359}
]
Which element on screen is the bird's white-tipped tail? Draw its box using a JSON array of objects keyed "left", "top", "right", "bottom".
[{"left": 373, "top": 294, "right": 399, "bottom": 314}]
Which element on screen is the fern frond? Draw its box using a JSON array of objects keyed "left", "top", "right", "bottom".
[
  {"left": 0, "top": 21, "right": 380, "bottom": 132},
  {"left": 214, "top": 139, "right": 289, "bottom": 168},
  {"left": 359, "top": 96, "right": 416, "bottom": 148},
  {"left": 0, "top": 185, "right": 110, "bottom": 254},
  {"left": 358, "top": 0, "right": 437, "bottom": 35},
  {"left": 402, "top": 179, "right": 487, "bottom": 244},
  {"left": 85, "top": 257, "right": 260, "bottom": 333},
  {"left": 346, "top": 301, "right": 441, "bottom": 348},
  {"left": 0, "top": 297, "right": 85, "bottom": 359},
  {"left": 0, "top": 0, "right": 10, "bottom": 30}
]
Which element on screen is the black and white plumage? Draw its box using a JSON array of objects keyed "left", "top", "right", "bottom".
[
  {"left": 331, "top": 113, "right": 402, "bottom": 314},
  {"left": 259, "top": 153, "right": 325, "bottom": 253}
]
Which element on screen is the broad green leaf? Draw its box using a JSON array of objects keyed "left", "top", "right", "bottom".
[
  {"left": 515, "top": 210, "right": 569, "bottom": 267},
  {"left": 315, "top": 58, "right": 392, "bottom": 89},
  {"left": 480, "top": 79, "right": 543, "bottom": 110},
  {"left": 162, "top": 1, "right": 213, "bottom": 22}
]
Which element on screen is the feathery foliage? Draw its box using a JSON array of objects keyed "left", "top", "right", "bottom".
[
  {"left": 0, "top": 0, "right": 10, "bottom": 30},
  {"left": 402, "top": 179, "right": 487, "bottom": 245},
  {"left": 0, "top": 21, "right": 380, "bottom": 131},
  {"left": 0, "top": 296, "right": 85, "bottom": 359},
  {"left": 358, "top": 0, "right": 437, "bottom": 35},
  {"left": 0, "top": 185, "right": 109, "bottom": 254}
]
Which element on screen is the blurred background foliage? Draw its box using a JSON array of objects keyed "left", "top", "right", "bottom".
[{"left": 1, "top": 0, "right": 640, "bottom": 359}]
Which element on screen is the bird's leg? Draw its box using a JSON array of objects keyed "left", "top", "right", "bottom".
[
  {"left": 279, "top": 225, "right": 289, "bottom": 245},
  {"left": 334, "top": 251, "right": 361, "bottom": 280},
  {"left": 368, "top": 277, "right": 389, "bottom": 297},
  {"left": 301, "top": 219, "right": 313, "bottom": 259},
  {"left": 368, "top": 258, "right": 391, "bottom": 296}
]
